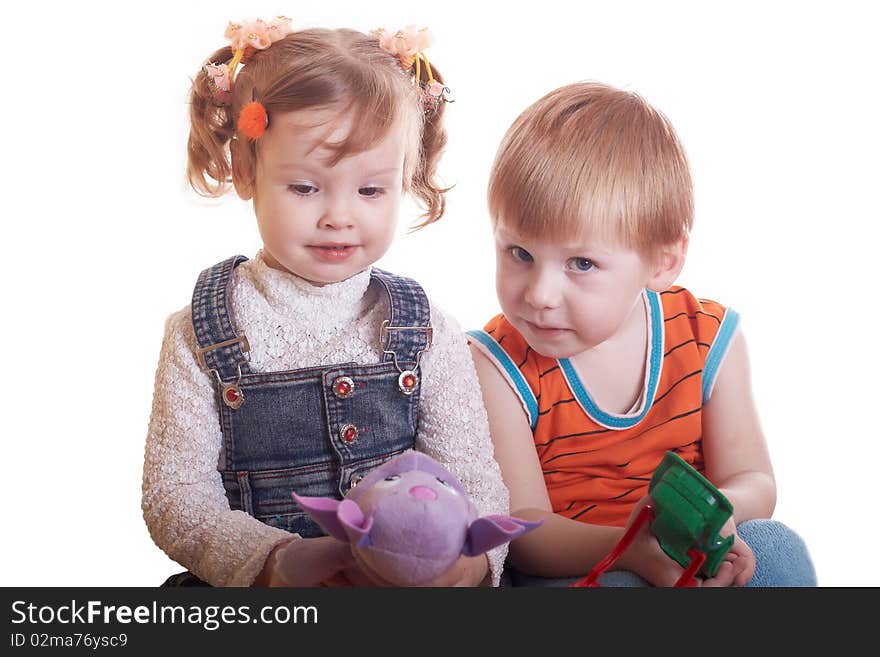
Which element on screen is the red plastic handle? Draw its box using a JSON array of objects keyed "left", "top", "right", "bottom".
[
  {"left": 571, "top": 505, "right": 655, "bottom": 587},
  {"left": 571, "top": 506, "right": 708, "bottom": 588}
]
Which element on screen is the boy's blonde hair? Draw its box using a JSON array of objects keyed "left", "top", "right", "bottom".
[
  {"left": 188, "top": 28, "right": 448, "bottom": 228},
  {"left": 488, "top": 82, "right": 693, "bottom": 256}
]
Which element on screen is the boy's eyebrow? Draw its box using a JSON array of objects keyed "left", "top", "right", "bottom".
[
  {"left": 559, "top": 242, "right": 614, "bottom": 258},
  {"left": 496, "top": 228, "right": 614, "bottom": 257}
]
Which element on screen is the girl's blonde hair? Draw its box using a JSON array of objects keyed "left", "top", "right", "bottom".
[
  {"left": 488, "top": 82, "right": 693, "bottom": 256},
  {"left": 188, "top": 28, "right": 448, "bottom": 228}
]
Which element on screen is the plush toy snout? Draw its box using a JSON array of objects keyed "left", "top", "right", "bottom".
[{"left": 409, "top": 485, "right": 438, "bottom": 501}]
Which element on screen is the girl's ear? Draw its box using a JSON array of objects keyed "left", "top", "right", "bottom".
[
  {"left": 646, "top": 237, "right": 688, "bottom": 292},
  {"left": 230, "top": 137, "right": 255, "bottom": 200}
]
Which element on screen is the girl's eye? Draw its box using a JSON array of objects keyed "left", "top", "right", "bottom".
[
  {"left": 383, "top": 475, "right": 400, "bottom": 482},
  {"left": 359, "top": 186, "right": 384, "bottom": 198},
  {"left": 568, "top": 257, "right": 595, "bottom": 272},
  {"left": 288, "top": 184, "right": 317, "bottom": 196},
  {"left": 510, "top": 246, "right": 533, "bottom": 263}
]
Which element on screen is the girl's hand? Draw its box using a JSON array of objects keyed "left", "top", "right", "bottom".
[
  {"left": 423, "top": 554, "right": 490, "bottom": 587},
  {"left": 258, "top": 536, "right": 357, "bottom": 587},
  {"left": 345, "top": 551, "right": 490, "bottom": 587}
]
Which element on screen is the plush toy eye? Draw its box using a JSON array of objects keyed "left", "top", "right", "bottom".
[
  {"left": 435, "top": 477, "right": 459, "bottom": 494},
  {"left": 374, "top": 474, "right": 402, "bottom": 489}
]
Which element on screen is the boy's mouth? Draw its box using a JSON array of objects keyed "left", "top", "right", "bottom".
[{"left": 524, "top": 319, "right": 570, "bottom": 336}]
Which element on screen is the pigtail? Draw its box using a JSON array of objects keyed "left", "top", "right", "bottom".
[
  {"left": 409, "top": 64, "right": 450, "bottom": 230},
  {"left": 187, "top": 46, "right": 237, "bottom": 197}
]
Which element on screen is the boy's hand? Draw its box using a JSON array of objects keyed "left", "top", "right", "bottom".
[
  {"left": 704, "top": 518, "right": 755, "bottom": 587},
  {"left": 615, "top": 497, "right": 752, "bottom": 587}
]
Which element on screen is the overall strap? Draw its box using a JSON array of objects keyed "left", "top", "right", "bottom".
[
  {"left": 191, "top": 255, "right": 252, "bottom": 382},
  {"left": 370, "top": 268, "right": 432, "bottom": 369}
]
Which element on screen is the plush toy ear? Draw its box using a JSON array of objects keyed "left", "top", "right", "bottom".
[
  {"left": 462, "top": 515, "right": 544, "bottom": 556},
  {"left": 337, "top": 499, "right": 373, "bottom": 548},
  {"left": 292, "top": 494, "right": 374, "bottom": 547},
  {"left": 291, "top": 494, "right": 350, "bottom": 543}
]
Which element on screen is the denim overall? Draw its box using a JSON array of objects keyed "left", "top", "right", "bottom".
[{"left": 162, "top": 255, "right": 432, "bottom": 585}]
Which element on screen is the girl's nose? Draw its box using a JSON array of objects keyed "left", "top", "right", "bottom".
[{"left": 319, "top": 197, "right": 355, "bottom": 230}]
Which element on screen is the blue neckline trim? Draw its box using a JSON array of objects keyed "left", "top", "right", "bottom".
[
  {"left": 702, "top": 309, "right": 740, "bottom": 403},
  {"left": 558, "top": 290, "right": 663, "bottom": 430},
  {"left": 466, "top": 329, "right": 538, "bottom": 429}
]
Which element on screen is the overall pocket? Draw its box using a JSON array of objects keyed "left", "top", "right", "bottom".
[{"left": 221, "top": 462, "right": 338, "bottom": 537}]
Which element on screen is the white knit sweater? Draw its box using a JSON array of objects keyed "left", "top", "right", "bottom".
[{"left": 142, "top": 252, "right": 509, "bottom": 586}]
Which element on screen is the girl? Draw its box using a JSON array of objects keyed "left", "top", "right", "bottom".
[{"left": 142, "top": 19, "right": 508, "bottom": 587}]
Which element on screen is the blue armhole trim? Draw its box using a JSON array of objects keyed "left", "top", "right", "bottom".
[
  {"left": 466, "top": 330, "right": 538, "bottom": 429},
  {"left": 702, "top": 309, "right": 741, "bottom": 404}
]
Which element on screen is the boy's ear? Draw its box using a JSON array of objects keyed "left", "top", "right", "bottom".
[
  {"left": 646, "top": 237, "right": 688, "bottom": 292},
  {"left": 230, "top": 137, "right": 255, "bottom": 200}
]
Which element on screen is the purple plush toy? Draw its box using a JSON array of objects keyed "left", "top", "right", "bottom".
[{"left": 293, "top": 451, "right": 542, "bottom": 585}]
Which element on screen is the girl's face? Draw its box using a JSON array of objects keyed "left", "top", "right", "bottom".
[{"left": 250, "top": 109, "right": 406, "bottom": 284}]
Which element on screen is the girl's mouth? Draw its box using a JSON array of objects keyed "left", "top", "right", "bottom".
[{"left": 308, "top": 244, "right": 359, "bottom": 263}]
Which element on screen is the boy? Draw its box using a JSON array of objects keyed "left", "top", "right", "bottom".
[{"left": 468, "top": 82, "right": 815, "bottom": 586}]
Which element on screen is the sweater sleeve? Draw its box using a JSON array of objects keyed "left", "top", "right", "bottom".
[
  {"left": 141, "top": 307, "right": 293, "bottom": 586},
  {"left": 415, "top": 303, "right": 512, "bottom": 586}
]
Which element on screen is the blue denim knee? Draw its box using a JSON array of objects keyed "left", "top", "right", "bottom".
[{"left": 737, "top": 519, "right": 816, "bottom": 587}]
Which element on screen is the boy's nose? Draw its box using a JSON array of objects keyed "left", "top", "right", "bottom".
[{"left": 524, "top": 270, "right": 562, "bottom": 309}]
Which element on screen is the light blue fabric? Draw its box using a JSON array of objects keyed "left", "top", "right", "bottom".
[
  {"left": 558, "top": 290, "right": 664, "bottom": 429},
  {"left": 702, "top": 308, "right": 741, "bottom": 403},
  {"left": 503, "top": 519, "right": 816, "bottom": 587},
  {"left": 466, "top": 329, "right": 538, "bottom": 428}
]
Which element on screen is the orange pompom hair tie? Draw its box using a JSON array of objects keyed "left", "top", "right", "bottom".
[{"left": 238, "top": 101, "right": 268, "bottom": 139}]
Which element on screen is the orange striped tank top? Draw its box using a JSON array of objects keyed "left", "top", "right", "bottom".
[{"left": 468, "top": 286, "right": 739, "bottom": 528}]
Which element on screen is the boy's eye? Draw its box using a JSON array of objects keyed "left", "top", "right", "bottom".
[
  {"left": 510, "top": 246, "right": 533, "bottom": 263},
  {"left": 568, "top": 257, "right": 595, "bottom": 272},
  {"left": 288, "top": 184, "right": 317, "bottom": 196},
  {"left": 359, "top": 186, "right": 385, "bottom": 197}
]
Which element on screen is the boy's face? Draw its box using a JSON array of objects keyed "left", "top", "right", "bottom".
[
  {"left": 493, "top": 223, "right": 655, "bottom": 358},
  {"left": 249, "top": 109, "right": 406, "bottom": 284}
]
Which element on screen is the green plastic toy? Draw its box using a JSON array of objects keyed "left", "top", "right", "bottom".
[
  {"left": 648, "top": 451, "right": 734, "bottom": 578},
  {"left": 573, "top": 451, "right": 734, "bottom": 587}
]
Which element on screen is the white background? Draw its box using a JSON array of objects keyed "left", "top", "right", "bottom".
[{"left": 2, "top": 1, "right": 877, "bottom": 586}]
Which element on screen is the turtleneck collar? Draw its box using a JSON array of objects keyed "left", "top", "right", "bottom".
[{"left": 243, "top": 251, "right": 376, "bottom": 335}]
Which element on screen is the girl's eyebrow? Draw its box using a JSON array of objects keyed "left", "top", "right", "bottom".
[
  {"left": 360, "top": 167, "right": 401, "bottom": 176},
  {"left": 276, "top": 163, "right": 325, "bottom": 176},
  {"left": 276, "top": 164, "right": 401, "bottom": 178}
]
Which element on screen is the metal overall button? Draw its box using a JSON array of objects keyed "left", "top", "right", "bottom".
[
  {"left": 339, "top": 424, "right": 358, "bottom": 444},
  {"left": 398, "top": 370, "right": 418, "bottom": 395},
  {"left": 332, "top": 376, "right": 354, "bottom": 399}
]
